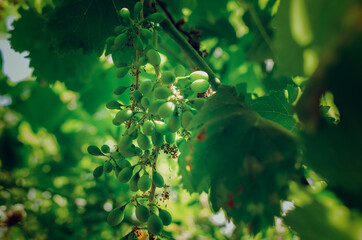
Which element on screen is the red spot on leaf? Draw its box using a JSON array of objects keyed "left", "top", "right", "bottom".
[
  {"left": 226, "top": 194, "right": 235, "bottom": 209},
  {"left": 197, "top": 128, "right": 207, "bottom": 141}
]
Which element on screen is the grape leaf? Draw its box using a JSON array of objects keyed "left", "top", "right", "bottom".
[
  {"left": 10, "top": 7, "right": 100, "bottom": 91},
  {"left": 46, "top": 0, "right": 135, "bottom": 55},
  {"left": 180, "top": 85, "right": 301, "bottom": 233}
]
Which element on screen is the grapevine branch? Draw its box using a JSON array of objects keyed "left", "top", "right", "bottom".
[{"left": 159, "top": 18, "right": 221, "bottom": 90}]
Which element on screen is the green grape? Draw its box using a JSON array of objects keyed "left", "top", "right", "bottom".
[
  {"left": 153, "top": 172, "right": 164, "bottom": 188},
  {"left": 115, "top": 165, "right": 121, "bottom": 177},
  {"left": 148, "top": 13, "right": 165, "bottom": 23},
  {"left": 120, "top": 147, "right": 137, "bottom": 157},
  {"left": 143, "top": 120, "right": 155, "bottom": 135},
  {"left": 112, "top": 118, "right": 121, "bottom": 126},
  {"left": 137, "top": 134, "right": 152, "bottom": 150},
  {"left": 106, "top": 100, "right": 122, "bottom": 110},
  {"left": 190, "top": 70, "right": 209, "bottom": 81},
  {"left": 134, "top": 2, "right": 143, "bottom": 16},
  {"left": 181, "top": 111, "right": 194, "bottom": 129},
  {"left": 93, "top": 165, "right": 103, "bottom": 178},
  {"left": 116, "top": 67, "right": 129, "bottom": 78},
  {"left": 161, "top": 71, "right": 175, "bottom": 85},
  {"left": 174, "top": 64, "right": 185, "bottom": 77},
  {"left": 114, "top": 33, "right": 128, "bottom": 47},
  {"left": 119, "top": 159, "right": 131, "bottom": 169},
  {"left": 153, "top": 86, "right": 171, "bottom": 99},
  {"left": 107, "top": 206, "right": 125, "bottom": 226},
  {"left": 146, "top": 49, "right": 161, "bottom": 67},
  {"left": 167, "top": 114, "right": 181, "bottom": 133},
  {"left": 139, "top": 79, "right": 153, "bottom": 95},
  {"left": 154, "top": 120, "right": 168, "bottom": 135},
  {"left": 113, "top": 86, "right": 128, "bottom": 95},
  {"left": 133, "top": 146, "right": 142, "bottom": 156},
  {"left": 141, "top": 96, "right": 150, "bottom": 109},
  {"left": 118, "top": 167, "right": 133, "bottom": 183},
  {"left": 138, "top": 57, "right": 148, "bottom": 66},
  {"left": 119, "top": 8, "right": 130, "bottom": 18},
  {"left": 101, "top": 145, "right": 110, "bottom": 153},
  {"left": 119, "top": 135, "right": 132, "bottom": 150},
  {"left": 87, "top": 145, "right": 102, "bottom": 156},
  {"left": 165, "top": 132, "right": 176, "bottom": 144},
  {"left": 136, "top": 205, "right": 150, "bottom": 222},
  {"left": 147, "top": 214, "right": 163, "bottom": 235},
  {"left": 190, "top": 98, "right": 206, "bottom": 110},
  {"left": 158, "top": 102, "right": 175, "bottom": 119},
  {"left": 129, "top": 171, "right": 140, "bottom": 192},
  {"left": 111, "top": 151, "right": 122, "bottom": 160},
  {"left": 133, "top": 36, "right": 144, "bottom": 51},
  {"left": 149, "top": 99, "right": 166, "bottom": 114},
  {"left": 114, "top": 25, "right": 126, "bottom": 34},
  {"left": 141, "top": 28, "right": 153, "bottom": 39},
  {"left": 106, "top": 36, "right": 115, "bottom": 46},
  {"left": 159, "top": 209, "right": 172, "bottom": 226},
  {"left": 152, "top": 132, "right": 164, "bottom": 147},
  {"left": 138, "top": 173, "right": 152, "bottom": 192},
  {"left": 143, "top": 150, "right": 150, "bottom": 157},
  {"left": 114, "top": 61, "right": 127, "bottom": 68},
  {"left": 115, "top": 109, "right": 133, "bottom": 123},
  {"left": 133, "top": 90, "right": 143, "bottom": 102},
  {"left": 191, "top": 79, "right": 210, "bottom": 93},
  {"left": 104, "top": 161, "right": 113, "bottom": 173}
]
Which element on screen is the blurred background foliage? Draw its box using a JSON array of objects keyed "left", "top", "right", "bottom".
[{"left": 0, "top": 0, "right": 361, "bottom": 239}]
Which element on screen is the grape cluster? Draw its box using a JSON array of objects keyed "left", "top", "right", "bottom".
[{"left": 87, "top": 4, "right": 212, "bottom": 239}]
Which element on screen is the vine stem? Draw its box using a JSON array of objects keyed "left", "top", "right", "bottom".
[
  {"left": 148, "top": 148, "right": 160, "bottom": 240},
  {"left": 159, "top": 18, "right": 220, "bottom": 90}
]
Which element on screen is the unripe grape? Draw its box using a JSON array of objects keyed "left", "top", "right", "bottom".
[
  {"left": 167, "top": 114, "right": 181, "bottom": 133},
  {"left": 115, "top": 165, "right": 121, "bottom": 177},
  {"left": 174, "top": 64, "right": 185, "bottom": 77},
  {"left": 147, "top": 214, "right": 163, "bottom": 235},
  {"left": 182, "top": 111, "right": 194, "bottom": 129},
  {"left": 158, "top": 102, "right": 175, "bottom": 119},
  {"left": 116, "top": 67, "right": 129, "bottom": 78},
  {"left": 141, "top": 28, "right": 153, "bottom": 39},
  {"left": 149, "top": 99, "right": 166, "bottom": 114},
  {"left": 115, "top": 109, "right": 133, "bottom": 123},
  {"left": 129, "top": 171, "right": 140, "bottom": 192},
  {"left": 165, "top": 132, "right": 176, "bottom": 144},
  {"left": 106, "top": 36, "right": 115, "bottom": 46},
  {"left": 153, "top": 172, "right": 164, "bottom": 188},
  {"left": 133, "top": 90, "right": 143, "bottom": 102},
  {"left": 113, "top": 86, "right": 128, "bottom": 95},
  {"left": 104, "top": 161, "right": 113, "bottom": 173},
  {"left": 148, "top": 13, "right": 165, "bottom": 23},
  {"left": 190, "top": 70, "right": 209, "bottom": 81},
  {"left": 190, "top": 98, "right": 206, "bottom": 110},
  {"left": 93, "top": 165, "right": 103, "bottom": 178},
  {"left": 152, "top": 132, "right": 164, "bottom": 147},
  {"left": 114, "top": 25, "right": 126, "bottom": 34},
  {"left": 138, "top": 173, "right": 152, "bottom": 192},
  {"left": 143, "top": 120, "right": 155, "bottom": 135},
  {"left": 111, "top": 151, "right": 122, "bottom": 160},
  {"left": 153, "top": 86, "right": 171, "bottom": 99},
  {"left": 119, "top": 8, "right": 130, "bottom": 18},
  {"left": 141, "top": 96, "right": 150, "bottom": 109},
  {"left": 161, "top": 71, "right": 175, "bottom": 85},
  {"left": 101, "top": 145, "right": 111, "bottom": 153},
  {"left": 136, "top": 205, "right": 150, "bottom": 222},
  {"left": 139, "top": 79, "right": 153, "bottom": 95},
  {"left": 159, "top": 209, "right": 172, "bottom": 226},
  {"left": 133, "top": 36, "right": 144, "bottom": 51},
  {"left": 118, "top": 159, "right": 131, "bottom": 169},
  {"left": 154, "top": 120, "right": 168, "bottom": 135},
  {"left": 106, "top": 100, "right": 122, "bottom": 110},
  {"left": 191, "top": 79, "right": 210, "bottom": 93},
  {"left": 107, "top": 206, "right": 125, "bottom": 226},
  {"left": 87, "top": 145, "right": 102, "bottom": 156},
  {"left": 137, "top": 134, "right": 152, "bottom": 150},
  {"left": 146, "top": 49, "right": 161, "bottom": 67},
  {"left": 133, "top": 146, "right": 142, "bottom": 156},
  {"left": 118, "top": 167, "right": 133, "bottom": 183},
  {"left": 120, "top": 147, "right": 137, "bottom": 157},
  {"left": 114, "top": 33, "right": 128, "bottom": 47},
  {"left": 114, "top": 61, "right": 127, "bottom": 68},
  {"left": 119, "top": 135, "right": 132, "bottom": 150},
  {"left": 134, "top": 2, "right": 143, "bottom": 16}
]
